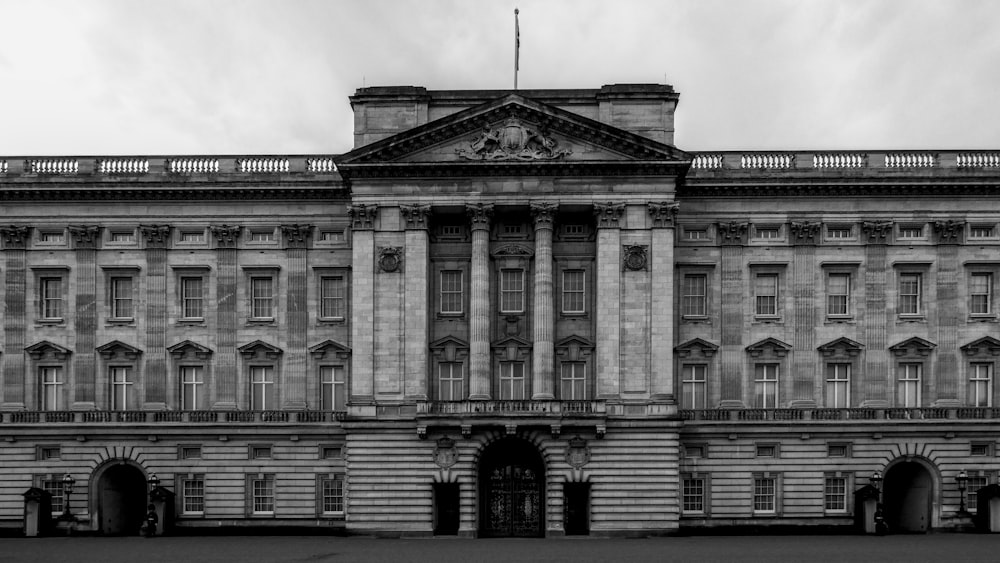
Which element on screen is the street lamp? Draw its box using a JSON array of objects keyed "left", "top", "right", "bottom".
[
  {"left": 147, "top": 473, "right": 160, "bottom": 495},
  {"left": 957, "top": 470, "right": 969, "bottom": 514},
  {"left": 61, "top": 473, "right": 76, "bottom": 521},
  {"left": 871, "top": 471, "right": 883, "bottom": 495},
  {"left": 871, "top": 470, "right": 886, "bottom": 535}
]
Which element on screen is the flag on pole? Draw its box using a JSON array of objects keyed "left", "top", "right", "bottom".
[{"left": 514, "top": 8, "right": 520, "bottom": 89}]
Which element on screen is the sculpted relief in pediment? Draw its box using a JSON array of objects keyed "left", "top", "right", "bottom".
[{"left": 456, "top": 118, "right": 571, "bottom": 161}]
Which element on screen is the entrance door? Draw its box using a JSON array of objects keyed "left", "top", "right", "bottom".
[
  {"left": 433, "top": 483, "right": 460, "bottom": 535},
  {"left": 564, "top": 482, "right": 590, "bottom": 535},
  {"left": 479, "top": 439, "right": 544, "bottom": 537},
  {"left": 98, "top": 464, "right": 147, "bottom": 535},
  {"left": 884, "top": 462, "right": 933, "bottom": 533}
]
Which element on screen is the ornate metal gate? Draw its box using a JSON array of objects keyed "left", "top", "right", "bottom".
[{"left": 484, "top": 464, "right": 542, "bottom": 537}]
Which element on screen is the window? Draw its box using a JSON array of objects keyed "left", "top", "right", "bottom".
[
  {"left": 41, "top": 478, "right": 65, "bottom": 514},
  {"left": 827, "top": 443, "right": 850, "bottom": 457},
  {"left": 440, "top": 225, "right": 462, "bottom": 237},
  {"left": 753, "top": 475, "right": 777, "bottom": 515},
  {"left": 825, "top": 364, "right": 851, "bottom": 408},
  {"left": 968, "top": 474, "right": 989, "bottom": 513},
  {"left": 681, "top": 364, "right": 707, "bottom": 409},
  {"left": 500, "top": 269, "right": 525, "bottom": 313},
  {"left": 110, "top": 277, "right": 134, "bottom": 319},
  {"left": 319, "top": 230, "right": 345, "bottom": 243},
  {"left": 898, "top": 225, "right": 924, "bottom": 239},
  {"left": 826, "top": 273, "right": 851, "bottom": 317},
  {"left": 181, "top": 476, "right": 205, "bottom": 515},
  {"left": 560, "top": 362, "right": 586, "bottom": 400},
  {"left": 40, "top": 277, "right": 63, "bottom": 319},
  {"left": 754, "top": 226, "right": 780, "bottom": 240},
  {"left": 682, "top": 274, "right": 707, "bottom": 317},
  {"left": 502, "top": 224, "right": 523, "bottom": 236},
  {"left": 249, "top": 230, "right": 274, "bottom": 242},
  {"left": 824, "top": 475, "right": 848, "bottom": 513},
  {"left": 754, "top": 274, "right": 778, "bottom": 317},
  {"left": 40, "top": 366, "right": 63, "bottom": 411},
  {"left": 250, "top": 445, "right": 272, "bottom": 460},
  {"left": 755, "top": 444, "right": 777, "bottom": 458},
  {"left": 498, "top": 361, "right": 526, "bottom": 400},
  {"left": 897, "top": 363, "right": 922, "bottom": 407},
  {"left": 754, "top": 364, "right": 779, "bottom": 408},
  {"left": 320, "top": 276, "right": 346, "bottom": 319},
  {"left": 179, "top": 445, "right": 202, "bottom": 459},
  {"left": 181, "top": 277, "right": 204, "bottom": 319},
  {"left": 39, "top": 231, "right": 65, "bottom": 244},
  {"left": 685, "top": 445, "right": 705, "bottom": 458},
  {"left": 320, "top": 475, "right": 345, "bottom": 515},
  {"left": 684, "top": 228, "right": 708, "bottom": 241},
  {"left": 110, "top": 367, "right": 134, "bottom": 411},
  {"left": 320, "top": 446, "right": 343, "bottom": 459},
  {"left": 250, "top": 276, "right": 274, "bottom": 319},
  {"left": 969, "top": 363, "right": 993, "bottom": 407},
  {"left": 898, "top": 273, "right": 922, "bottom": 316},
  {"left": 250, "top": 475, "right": 275, "bottom": 515},
  {"left": 180, "top": 366, "right": 204, "bottom": 410},
  {"left": 437, "top": 363, "right": 463, "bottom": 402},
  {"left": 179, "top": 231, "right": 205, "bottom": 243},
  {"left": 970, "top": 443, "right": 992, "bottom": 457},
  {"left": 37, "top": 445, "right": 60, "bottom": 460},
  {"left": 320, "top": 366, "right": 346, "bottom": 411},
  {"left": 682, "top": 475, "right": 706, "bottom": 514},
  {"left": 439, "top": 271, "right": 463, "bottom": 315},
  {"left": 970, "top": 273, "right": 992, "bottom": 315},
  {"left": 563, "top": 224, "right": 586, "bottom": 237},
  {"left": 562, "top": 270, "right": 585, "bottom": 314},
  {"left": 109, "top": 231, "right": 135, "bottom": 243},
  {"left": 826, "top": 226, "right": 853, "bottom": 240},
  {"left": 250, "top": 366, "right": 275, "bottom": 410},
  {"left": 970, "top": 225, "right": 996, "bottom": 239}
]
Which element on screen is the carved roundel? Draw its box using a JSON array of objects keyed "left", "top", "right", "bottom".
[
  {"left": 623, "top": 245, "right": 648, "bottom": 271},
  {"left": 377, "top": 247, "right": 402, "bottom": 273}
]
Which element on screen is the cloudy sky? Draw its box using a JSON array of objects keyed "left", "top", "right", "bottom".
[{"left": 2, "top": 0, "right": 999, "bottom": 156}]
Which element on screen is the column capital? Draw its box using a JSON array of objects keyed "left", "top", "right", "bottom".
[
  {"left": 530, "top": 202, "right": 558, "bottom": 230},
  {"left": 647, "top": 202, "right": 679, "bottom": 228},
  {"left": 210, "top": 224, "right": 242, "bottom": 248},
  {"left": 593, "top": 202, "right": 625, "bottom": 229},
  {"left": 68, "top": 225, "right": 101, "bottom": 250},
  {"left": 140, "top": 224, "right": 172, "bottom": 249},
  {"left": 400, "top": 204, "right": 432, "bottom": 230},
  {"left": 348, "top": 204, "right": 377, "bottom": 230},
  {"left": 861, "top": 220, "right": 893, "bottom": 245},
  {"left": 717, "top": 221, "right": 748, "bottom": 245},
  {"left": 466, "top": 203, "right": 494, "bottom": 231},
  {"left": 933, "top": 219, "right": 965, "bottom": 244},
  {"left": 789, "top": 221, "right": 822, "bottom": 245},
  {"left": 280, "top": 224, "right": 313, "bottom": 248},
  {"left": 0, "top": 225, "right": 31, "bottom": 249}
]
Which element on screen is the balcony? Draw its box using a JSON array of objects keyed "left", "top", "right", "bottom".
[
  {"left": 416, "top": 400, "right": 606, "bottom": 417},
  {"left": 414, "top": 400, "right": 609, "bottom": 439},
  {"left": 680, "top": 407, "right": 1000, "bottom": 422},
  {"left": 0, "top": 410, "right": 347, "bottom": 425}
]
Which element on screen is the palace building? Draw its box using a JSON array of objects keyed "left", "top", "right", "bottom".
[{"left": 1, "top": 83, "right": 999, "bottom": 536}]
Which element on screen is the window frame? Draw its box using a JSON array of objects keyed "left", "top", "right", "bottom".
[
  {"left": 896, "top": 362, "right": 923, "bottom": 408},
  {"left": 752, "top": 224, "right": 783, "bottom": 242},
  {"left": 823, "top": 473, "right": 850, "bottom": 514},
  {"left": 38, "top": 275, "right": 66, "bottom": 321},
  {"left": 179, "top": 365, "right": 205, "bottom": 411},
  {"left": 499, "top": 268, "right": 525, "bottom": 314},
  {"left": 109, "top": 276, "right": 134, "bottom": 320},
  {"left": 320, "top": 274, "right": 347, "bottom": 320},
  {"left": 681, "top": 473, "right": 709, "bottom": 516},
  {"left": 437, "top": 362, "right": 464, "bottom": 402},
  {"left": 439, "top": 270, "right": 464, "bottom": 316},
  {"left": 681, "top": 364, "right": 707, "bottom": 410},
  {"left": 559, "top": 361, "right": 587, "bottom": 400},
  {"left": 247, "top": 474, "right": 276, "bottom": 517},
  {"left": 36, "top": 476, "right": 66, "bottom": 514},
  {"left": 39, "top": 365, "right": 65, "bottom": 411},
  {"left": 826, "top": 272, "right": 852, "bottom": 318},
  {"left": 318, "top": 473, "right": 346, "bottom": 517},
  {"left": 109, "top": 365, "right": 135, "bottom": 411},
  {"left": 561, "top": 269, "right": 586, "bottom": 315},
  {"left": 969, "top": 224, "right": 998, "bottom": 240},
  {"left": 969, "top": 362, "right": 993, "bottom": 407},
  {"left": 250, "top": 365, "right": 276, "bottom": 411},
  {"left": 753, "top": 363, "right": 779, "bottom": 408},
  {"left": 970, "top": 272, "right": 994, "bottom": 317},
  {"left": 825, "top": 363, "right": 851, "bottom": 408},
  {"left": 498, "top": 361, "right": 526, "bottom": 400},
  {"left": 897, "top": 272, "right": 923, "bottom": 317},
  {"left": 179, "top": 474, "right": 206, "bottom": 516},
  {"left": 752, "top": 473, "right": 780, "bottom": 516},
  {"left": 681, "top": 273, "right": 708, "bottom": 318},
  {"left": 897, "top": 224, "right": 926, "bottom": 241},
  {"left": 753, "top": 272, "right": 780, "bottom": 319},
  {"left": 825, "top": 225, "right": 855, "bottom": 241},
  {"left": 320, "top": 365, "right": 347, "bottom": 411},
  {"left": 180, "top": 276, "right": 205, "bottom": 320}
]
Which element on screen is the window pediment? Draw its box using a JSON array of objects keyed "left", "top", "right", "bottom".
[
  {"left": 96, "top": 340, "right": 142, "bottom": 361},
  {"left": 746, "top": 337, "right": 792, "bottom": 358},
  {"left": 555, "top": 335, "right": 595, "bottom": 362},
  {"left": 25, "top": 340, "right": 72, "bottom": 361},
  {"left": 817, "top": 337, "right": 864, "bottom": 358},
  {"left": 308, "top": 339, "right": 352, "bottom": 360},
  {"left": 675, "top": 338, "right": 719, "bottom": 358},
  {"left": 889, "top": 336, "right": 936, "bottom": 357},
  {"left": 491, "top": 336, "right": 532, "bottom": 361},
  {"left": 238, "top": 340, "right": 283, "bottom": 360},
  {"left": 429, "top": 336, "right": 469, "bottom": 363},
  {"left": 961, "top": 336, "right": 1000, "bottom": 357},
  {"left": 167, "top": 340, "right": 213, "bottom": 360}
]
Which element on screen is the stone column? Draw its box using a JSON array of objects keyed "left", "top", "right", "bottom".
[
  {"left": 649, "top": 203, "right": 679, "bottom": 400},
  {"left": 718, "top": 222, "right": 748, "bottom": 405},
  {"left": 789, "top": 221, "right": 821, "bottom": 404},
  {"left": 594, "top": 202, "right": 624, "bottom": 398},
  {"left": 530, "top": 203, "right": 557, "bottom": 400},
  {"left": 933, "top": 220, "right": 964, "bottom": 402},
  {"left": 281, "top": 224, "right": 312, "bottom": 410},
  {"left": 1, "top": 227, "right": 29, "bottom": 410},
  {"left": 861, "top": 221, "right": 893, "bottom": 404},
  {"left": 140, "top": 224, "right": 171, "bottom": 410},
  {"left": 401, "top": 205, "right": 431, "bottom": 401},
  {"left": 467, "top": 203, "right": 494, "bottom": 400},
  {"left": 349, "top": 205, "right": 377, "bottom": 404},
  {"left": 69, "top": 225, "right": 101, "bottom": 410},
  {"left": 210, "top": 225, "right": 241, "bottom": 409}
]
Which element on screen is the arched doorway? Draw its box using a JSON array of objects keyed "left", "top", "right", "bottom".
[
  {"left": 94, "top": 462, "right": 148, "bottom": 535},
  {"left": 479, "top": 438, "right": 545, "bottom": 537},
  {"left": 884, "top": 461, "right": 934, "bottom": 533}
]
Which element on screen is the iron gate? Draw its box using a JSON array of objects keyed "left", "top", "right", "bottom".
[{"left": 483, "top": 464, "right": 542, "bottom": 537}]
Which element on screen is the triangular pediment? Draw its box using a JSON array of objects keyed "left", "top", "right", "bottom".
[
  {"left": 675, "top": 338, "right": 719, "bottom": 358},
  {"left": 96, "top": 340, "right": 142, "bottom": 361},
  {"left": 961, "top": 336, "right": 1000, "bottom": 356},
  {"left": 25, "top": 340, "right": 72, "bottom": 361},
  {"left": 889, "top": 337, "right": 936, "bottom": 356},
  {"left": 337, "top": 95, "right": 690, "bottom": 178},
  {"left": 817, "top": 337, "right": 864, "bottom": 357},
  {"left": 238, "top": 340, "right": 283, "bottom": 360},
  {"left": 746, "top": 337, "right": 793, "bottom": 358},
  {"left": 429, "top": 335, "right": 469, "bottom": 350},
  {"left": 167, "top": 340, "right": 214, "bottom": 360},
  {"left": 308, "top": 339, "right": 351, "bottom": 360}
]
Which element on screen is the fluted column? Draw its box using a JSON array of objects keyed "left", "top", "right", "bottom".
[
  {"left": 718, "top": 222, "right": 748, "bottom": 405},
  {"left": 467, "top": 203, "right": 494, "bottom": 400},
  {"left": 531, "top": 203, "right": 557, "bottom": 400},
  {"left": 210, "top": 225, "right": 241, "bottom": 409},
  {"left": 861, "top": 221, "right": 893, "bottom": 404},
  {"left": 1, "top": 227, "right": 29, "bottom": 410},
  {"left": 140, "top": 224, "right": 171, "bottom": 409},
  {"left": 69, "top": 225, "right": 101, "bottom": 410},
  {"left": 281, "top": 224, "right": 312, "bottom": 409}
]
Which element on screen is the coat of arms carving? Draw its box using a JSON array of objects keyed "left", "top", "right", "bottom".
[
  {"left": 566, "top": 436, "right": 590, "bottom": 469},
  {"left": 433, "top": 436, "right": 458, "bottom": 468},
  {"left": 457, "top": 118, "right": 571, "bottom": 161}
]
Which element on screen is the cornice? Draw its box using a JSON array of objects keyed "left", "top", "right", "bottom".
[
  {"left": 680, "top": 180, "right": 1000, "bottom": 198},
  {"left": 0, "top": 184, "right": 346, "bottom": 202},
  {"left": 339, "top": 160, "right": 688, "bottom": 180}
]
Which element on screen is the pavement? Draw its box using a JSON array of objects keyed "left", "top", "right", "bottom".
[{"left": 1, "top": 534, "right": 999, "bottom": 563}]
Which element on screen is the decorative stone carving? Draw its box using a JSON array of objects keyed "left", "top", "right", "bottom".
[
  {"left": 433, "top": 436, "right": 458, "bottom": 468},
  {"left": 717, "top": 221, "right": 748, "bottom": 245},
  {"left": 530, "top": 202, "right": 558, "bottom": 229},
  {"left": 566, "top": 436, "right": 590, "bottom": 469},
  {"left": 96, "top": 340, "right": 143, "bottom": 361},
  {"left": 348, "top": 204, "right": 377, "bottom": 230},
  {"left": 377, "top": 246, "right": 403, "bottom": 273},
  {"left": 280, "top": 224, "right": 313, "bottom": 248},
  {"left": 210, "top": 224, "right": 242, "bottom": 248},
  {"left": 648, "top": 202, "right": 680, "bottom": 228},
  {"left": 0, "top": 226, "right": 31, "bottom": 249},
  {"left": 68, "top": 225, "right": 101, "bottom": 249},
  {"left": 237, "top": 340, "right": 283, "bottom": 360},
  {"left": 167, "top": 340, "right": 214, "bottom": 360},
  {"left": 25, "top": 340, "right": 73, "bottom": 361},
  {"left": 933, "top": 220, "right": 965, "bottom": 244},
  {"left": 466, "top": 203, "right": 494, "bottom": 231},
  {"left": 457, "top": 117, "right": 571, "bottom": 161},
  {"left": 861, "top": 221, "right": 893, "bottom": 244},
  {"left": 399, "top": 204, "right": 431, "bottom": 230},
  {"left": 492, "top": 243, "right": 533, "bottom": 257},
  {"left": 789, "top": 221, "right": 822, "bottom": 244},
  {"left": 593, "top": 202, "right": 625, "bottom": 228},
  {"left": 140, "top": 224, "right": 172, "bottom": 248},
  {"left": 623, "top": 244, "right": 648, "bottom": 271}
]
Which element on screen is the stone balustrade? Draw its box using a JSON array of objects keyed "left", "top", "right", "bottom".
[
  {"left": 681, "top": 406, "right": 1000, "bottom": 421},
  {"left": 0, "top": 155, "right": 340, "bottom": 178},
  {"left": 0, "top": 409, "right": 347, "bottom": 424},
  {"left": 417, "top": 400, "right": 606, "bottom": 416},
  {"left": 684, "top": 150, "right": 1000, "bottom": 173}
]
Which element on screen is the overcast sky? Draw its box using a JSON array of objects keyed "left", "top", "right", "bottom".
[{"left": 2, "top": 0, "right": 999, "bottom": 156}]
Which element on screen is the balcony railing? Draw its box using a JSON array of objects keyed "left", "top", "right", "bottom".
[
  {"left": 681, "top": 407, "right": 1000, "bottom": 421},
  {"left": 688, "top": 150, "right": 1000, "bottom": 173},
  {"left": 0, "top": 155, "right": 339, "bottom": 179},
  {"left": 417, "top": 400, "right": 606, "bottom": 416},
  {"left": 0, "top": 410, "right": 347, "bottom": 424}
]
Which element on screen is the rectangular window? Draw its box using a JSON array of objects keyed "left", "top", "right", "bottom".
[
  {"left": 250, "top": 276, "right": 274, "bottom": 319},
  {"left": 251, "top": 445, "right": 272, "bottom": 460},
  {"left": 563, "top": 224, "right": 586, "bottom": 237},
  {"left": 439, "top": 271, "right": 463, "bottom": 315},
  {"left": 179, "top": 231, "right": 205, "bottom": 243},
  {"left": 110, "top": 277, "right": 133, "bottom": 319},
  {"left": 971, "top": 443, "right": 992, "bottom": 457},
  {"left": 754, "top": 364, "right": 779, "bottom": 408},
  {"left": 754, "top": 274, "right": 778, "bottom": 317},
  {"left": 498, "top": 361, "right": 526, "bottom": 400},
  {"left": 685, "top": 445, "right": 705, "bottom": 458},
  {"left": 753, "top": 475, "right": 777, "bottom": 514},
  {"left": 824, "top": 475, "right": 848, "bottom": 513},
  {"left": 40, "top": 366, "right": 63, "bottom": 411},
  {"left": 39, "top": 231, "right": 65, "bottom": 243},
  {"left": 898, "top": 226, "right": 924, "bottom": 239},
  {"left": 500, "top": 269, "right": 525, "bottom": 313},
  {"left": 968, "top": 475, "right": 989, "bottom": 513},
  {"left": 898, "top": 273, "right": 922, "bottom": 315},
  {"left": 560, "top": 362, "right": 586, "bottom": 400},
  {"left": 251, "top": 475, "right": 275, "bottom": 514},
  {"left": 562, "top": 270, "right": 585, "bottom": 314},
  {"left": 182, "top": 477, "right": 205, "bottom": 515},
  {"left": 682, "top": 274, "right": 708, "bottom": 317},
  {"left": 320, "top": 366, "right": 347, "bottom": 411},
  {"left": 681, "top": 364, "right": 707, "bottom": 409},
  {"left": 897, "top": 363, "right": 922, "bottom": 407},
  {"left": 827, "top": 226, "right": 853, "bottom": 239},
  {"left": 42, "top": 479, "right": 65, "bottom": 514},
  {"left": 319, "top": 230, "right": 345, "bottom": 242},
  {"left": 755, "top": 227, "right": 780, "bottom": 240},
  {"left": 40, "top": 277, "right": 63, "bottom": 319},
  {"left": 37, "top": 446, "right": 60, "bottom": 460},
  {"left": 109, "top": 231, "right": 135, "bottom": 243},
  {"left": 180, "top": 445, "right": 202, "bottom": 459},
  {"left": 251, "top": 366, "right": 275, "bottom": 410},
  {"left": 437, "top": 362, "right": 463, "bottom": 402},
  {"left": 320, "top": 276, "right": 346, "bottom": 319},
  {"left": 321, "top": 446, "right": 343, "bottom": 459},
  {"left": 825, "top": 363, "right": 851, "bottom": 408},
  {"left": 970, "top": 273, "right": 992, "bottom": 315},
  {"left": 682, "top": 476, "right": 705, "bottom": 514},
  {"left": 503, "top": 224, "right": 522, "bottom": 235},
  {"left": 180, "top": 366, "right": 204, "bottom": 410},
  {"left": 249, "top": 230, "right": 274, "bottom": 242},
  {"left": 755, "top": 444, "right": 777, "bottom": 458},
  {"left": 826, "top": 273, "right": 851, "bottom": 317},
  {"left": 684, "top": 228, "right": 708, "bottom": 241},
  {"left": 321, "top": 475, "right": 345, "bottom": 515},
  {"left": 181, "top": 277, "right": 204, "bottom": 319},
  {"left": 970, "top": 225, "right": 996, "bottom": 239},
  {"left": 110, "top": 367, "right": 133, "bottom": 411},
  {"left": 969, "top": 363, "right": 993, "bottom": 407},
  {"left": 827, "top": 443, "right": 849, "bottom": 457}
]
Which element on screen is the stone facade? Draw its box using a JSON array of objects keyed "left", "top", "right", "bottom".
[{"left": 0, "top": 85, "right": 998, "bottom": 536}]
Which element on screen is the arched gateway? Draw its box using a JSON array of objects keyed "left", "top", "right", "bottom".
[
  {"left": 479, "top": 438, "right": 545, "bottom": 537},
  {"left": 91, "top": 460, "right": 148, "bottom": 535},
  {"left": 883, "top": 459, "right": 935, "bottom": 533}
]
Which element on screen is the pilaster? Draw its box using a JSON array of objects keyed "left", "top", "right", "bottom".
[
  {"left": 1, "top": 226, "right": 29, "bottom": 409},
  {"left": 530, "top": 202, "right": 556, "bottom": 400},
  {"left": 933, "top": 220, "right": 964, "bottom": 401},
  {"left": 281, "top": 224, "right": 312, "bottom": 409},
  {"left": 210, "top": 224, "right": 240, "bottom": 409},
  {"left": 140, "top": 224, "right": 171, "bottom": 409},
  {"left": 349, "top": 206, "right": 376, "bottom": 403},
  {"left": 467, "top": 203, "right": 494, "bottom": 400},
  {"left": 594, "top": 203, "right": 624, "bottom": 398},
  {"left": 649, "top": 202, "right": 678, "bottom": 400},
  {"left": 718, "top": 222, "right": 747, "bottom": 404},
  {"left": 861, "top": 221, "right": 892, "bottom": 403},
  {"left": 69, "top": 225, "right": 100, "bottom": 410},
  {"left": 401, "top": 205, "right": 431, "bottom": 400}
]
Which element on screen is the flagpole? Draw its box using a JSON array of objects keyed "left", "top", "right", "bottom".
[{"left": 514, "top": 8, "right": 519, "bottom": 90}]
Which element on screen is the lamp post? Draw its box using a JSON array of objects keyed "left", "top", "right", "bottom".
[
  {"left": 957, "top": 470, "right": 969, "bottom": 515},
  {"left": 147, "top": 473, "right": 160, "bottom": 499},
  {"left": 871, "top": 470, "right": 883, "bottom": 499},
  {"left": 871, "top": 470, "right": 886, "bottom": 535},
  {"left": 61, "top": 473, "right": 76, "bottom": 521}
]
